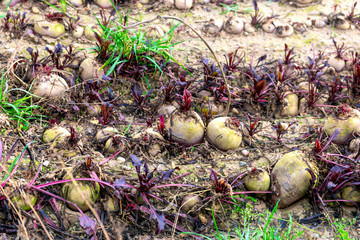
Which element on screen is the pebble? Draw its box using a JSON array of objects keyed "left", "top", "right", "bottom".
[
  {"left": 31, "top": 6, "right": 40, "bottom": 14},
  {"left": 232, "top": 108, "right": 239, "bottom": 115},
  {"left": 241, "top": 150, "right": 249, "bottom": 156},
  {"left": 117, "top": 157, "right": 126, "bottom": 164},
  {"left": 43, "top": 160, "right": 50, "bottom": 167},
  {"left": 72, "top": 26, "right": 84, "bottom": 39}
]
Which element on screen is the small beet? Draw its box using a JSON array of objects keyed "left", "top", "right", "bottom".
[
  {"left": 181, "top": 195, "right": 201, "bottom": 213},
  {"left": 245, "top": 169, "right": 270, "bottom": 192}
]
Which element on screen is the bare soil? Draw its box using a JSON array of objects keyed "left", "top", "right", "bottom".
[{"left": 0, "top": 0, "right": 360, "bottom": 239}]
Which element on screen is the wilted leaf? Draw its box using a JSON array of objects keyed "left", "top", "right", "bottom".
[{"left": 79, "top": 214, "right": 97, "bottom": 237}]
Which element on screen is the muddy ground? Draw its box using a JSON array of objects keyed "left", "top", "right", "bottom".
[{"left": 0, "top": 0, "right": 360, "bottom": 239}]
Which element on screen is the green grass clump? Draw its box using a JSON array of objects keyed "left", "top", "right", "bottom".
[
  {"left": 183, "top": 200, "right": 305, "bottom": 240},
  {"left": 92, "top": 11, "right": 183, "bottom": 80},
  {"left": 0, "top": 70, "right": 46, "bottom": 131}
]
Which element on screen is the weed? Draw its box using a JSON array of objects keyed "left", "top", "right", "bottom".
[
  {"left": 332, "top": 218, "right": 356, "bottom": 240},
  {"left": 184, "top": 201, "right": 305, "bottom": 240},
  {"left": 220, "top": 3, "right": 240, "bottom": 16},
  {"left": 0, "top": 70, "right": 46, "bottom": 131},
  {"left": 92, "top": 12, "right": 181, "bottom": 81}
]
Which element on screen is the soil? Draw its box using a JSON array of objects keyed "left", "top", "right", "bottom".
[{"left": 0, "top": 0, "right": 360, "bottom": 239}]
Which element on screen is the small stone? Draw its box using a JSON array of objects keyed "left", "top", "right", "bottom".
[
  {"left": 31, "top": 6, "right": 40, "bottom": 14},
  {"left": 72, "top": 26, "right": 84, "bottom": 39},
  {"left": 232, "top": 108, "right": 239, "bottom": 115},
  {"left": 94, "top": 0, "right": 113, "bottom": 8},
  {"left": 117, "top": 157, "right": 126, "bottom": 164},
  {"left": 43, "top": 161, "right": 50, "bottom": 167},
  {"left": 241, "top": 150, "right": 249, "bottom": 156}
]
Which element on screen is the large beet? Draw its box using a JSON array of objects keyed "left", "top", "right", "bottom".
[
  {"left": 271, "top": 151, "right": 317, "bottom": 208},
  {"left": 323, "top": 106, "right": 360, "bottom": 145}
]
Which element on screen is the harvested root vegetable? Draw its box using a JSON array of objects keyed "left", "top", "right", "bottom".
[
  {"left": 133, "top": 128, "right": 164, "bottom": 156},
  {"left": 43, "top": 126, "right": 82, "bottom": 157},
  {"left": 314, "top": 17, "right": 328, "bottom": 28},
  {"left": 175, "top": 0, "right": 193, "bottom": 9},
  {"left": 245, "top": 168, "right": 270, "bottom": 192},
  {"left": 95, "top": 127, "right": 118, "bottom": 143},
  {"left": 323, "top": 106, "right": 360, "bottom": 145},
  {"left": 203, "top": 18, "right": 223, "bottom": 35},
  {"left": 328, "top": 55, "right": 345, "bottom": 72},
  {"left": 61, "top": 176, "right": 100, "bottom": 211},
  {"left": 31, "top": 73, "right": 69, "bottom": 99},
  {"left": 275, "top": 23, "right": 294, "bottom": 38},
  {"left": 11, "top": 193, "right": 37, "bottom": 211},
  {"left": 271, "top": 151, "right": 318, "bottom": 208},
  {"left": 262, "top": 20, "right": 275, "bottom": 33},
  {"left": 280, "top": 93, "right": 298, "bottom": 117},
  {"left": 329, "top": 13, "right": 350, "bottom": 30},
  {"left": 166, "top": 90, "right": 205, "bottom": 146},
  {"left": 166, "top": 110, "right": 205, "bottom": 146},
  {"left": 206, "top": 117, "right": 242, "bottom": 151},
  {"left": 181, "top": 195, "right": 201, "bottom": 213},
  {"left": 43, "top": 126, "right": 70, "bottom": 143},
  {"left": 224, "top": 16, "right": 244, "bottom": 34},
  {"left": 34, "top": 21, "right": 65, "bottom": 38},
  {"left": 94, "top": 0, "right": 113, "bottom": 8},
  {"left": 104, "top": 197, "right": 119, "bottom": 212},
  {"left": 341, "top": 186, "right": 360, "bottom": 206},
  {"left": 53, "top": 132, "right": 83, "bottom": 158},
  {"left": 80, "top": 58, "right": 104, "bottom": 81},
  {"left": 157, "top": 102, "right": 178, "bottom": 117},
  {"left": 104, "top": 135, "right": 127, "bottom": 154},
  {"left": 87, "top": 104, "right": 102, "bottom": 116},
  {"left": 145, "top": 25, "right": 165, "bottom": 39}
]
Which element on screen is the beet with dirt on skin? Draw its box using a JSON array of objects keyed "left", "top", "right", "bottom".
[
  {"left": 166, "top": 89, "right": 205, "bottom": 146},
  {"left": 61, "top": 174, "right": 100, "bottom": 212},
  {"left": 245, "top": 168, "right": 270, "bottom": 192},
  {"left": 206, "top": 117, "right": 242, "bottom": 151},
  {"left": 31, "top": 73, "right": 69, "bottom": 99},
  {"left": 95, "top": 127, "right": 118, "bottom": 143},
  {"left": 43, "top": 126, "right": 70, "bottom": 143},
  {"left": 271, "top": 151, "right": 318, "bottom": 208},
  {"left": 181, "top": 195, "right": 201, "bottom": 213},
  {"left": 11, "top": 193, "right": 38, "bottom": 211},
  {"left": 133, "top": 128, "right": 164, "bottom": 156},
  {"left": 166, "top": 109, "right": 205, "bottom": 146},
  {"left": 104, "top": 135, "right": 127, "bottom": 154},
  {"left": 323, "top": 106, "right": 360, "bottom": 145},
  {"left": 341, "top": 185, "right": 360, "bottom": 206}
]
